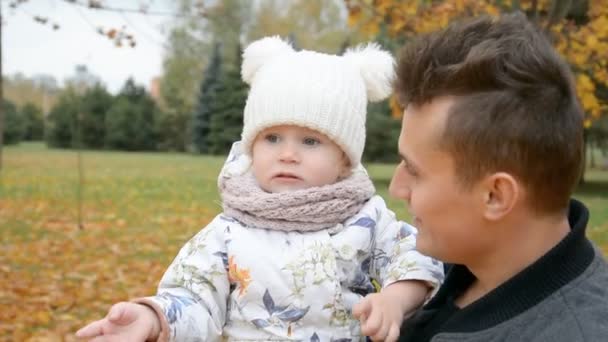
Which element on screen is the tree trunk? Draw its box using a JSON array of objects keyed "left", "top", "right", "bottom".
[
  {"left": 0, "top": 4, "right": 4, "bottom": 172},
  {"left": 590, "top": 138, "right": 596, "bottom": 169},
  {"left": 76, "top": 112, "right": 85, "bottom": 230},
  {"left": 580, "top": 129, "right": 587, "bottom": 185},
  {"left": 546, "top": 0, "right": 573, "bottom": 29}
]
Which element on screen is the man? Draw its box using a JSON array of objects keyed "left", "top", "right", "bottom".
[{"left": 390, "top": 13, "right": 608, "bottom": 341}]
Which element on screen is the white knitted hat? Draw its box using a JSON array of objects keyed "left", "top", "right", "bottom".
[{"left": 240, "top": 36, "right": 395, "bottom": 167}]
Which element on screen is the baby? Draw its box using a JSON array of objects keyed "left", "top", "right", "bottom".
[{"left": 77, "top": 36, "right": 443, "bottom": 342}]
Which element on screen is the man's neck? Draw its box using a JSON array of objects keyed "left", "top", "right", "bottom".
[{"left": 456, "top": 213, "right": 571, "bottom": 307}]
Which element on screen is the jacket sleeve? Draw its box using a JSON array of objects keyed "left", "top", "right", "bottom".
[
  {"left": 135, "top": 216, "right": 231, "bottom": 342},
  {"left": 370, "top": 197, "right": 444, "bottom": 290}
]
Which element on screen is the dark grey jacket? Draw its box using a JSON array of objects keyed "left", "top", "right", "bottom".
[{"left": 399, "top": 199, "right": 608, "bottom": 342}]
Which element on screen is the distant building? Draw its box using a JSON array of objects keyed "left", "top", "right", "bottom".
[{"left": 65, "top": 65, "right": 102, "bottom": 90}]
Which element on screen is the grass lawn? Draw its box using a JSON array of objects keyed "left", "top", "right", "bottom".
[{"left": 1, "top": 142, "right": 607, "bottom": 341}]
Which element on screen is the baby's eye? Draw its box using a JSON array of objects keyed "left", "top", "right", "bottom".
[
  {"left": 303, "top": 137, "right": 320, "bottom": 146},
  {"left": 265, "top": 134, "right": 280, "bottom": 143}
]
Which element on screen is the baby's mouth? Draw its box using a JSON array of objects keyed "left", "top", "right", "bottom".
[{"left": 274, "top": 172, "right": 301, "bottom": 181}]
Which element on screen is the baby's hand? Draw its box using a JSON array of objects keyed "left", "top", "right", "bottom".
[
  {"left": 353, "top": 280, "right": 429, "bottom": 342},
  {"left": 353, "top": 292, "right": 402, "bottom": 342},
  {"left": 76, "top": 302, "right": 160, "bottom": 341}
]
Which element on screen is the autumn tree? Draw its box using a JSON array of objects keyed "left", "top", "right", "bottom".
[
  {"left": 346, "top": 0, "right": 608, "bottom": 172},
  {"left": 247, "top": 0, "right": 353, "bottom": 53},
  {"left": 157, "top": 25, "right": 208, "bottom": 152},
  {"left": 158, "top": 0, "right": 250, "bottom": 152}
]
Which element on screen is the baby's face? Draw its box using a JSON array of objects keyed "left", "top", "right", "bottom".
[{"left": 251, "top": 125, "right": 350, "bottom": 193}]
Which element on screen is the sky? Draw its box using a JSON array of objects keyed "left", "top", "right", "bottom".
[{"left": 2, "top": 0, "right": 174, "bottom": 93}]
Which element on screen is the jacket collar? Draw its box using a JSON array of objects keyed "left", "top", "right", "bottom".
[{"left": 431, "top": 199, "right": 595, "bottom": 332}]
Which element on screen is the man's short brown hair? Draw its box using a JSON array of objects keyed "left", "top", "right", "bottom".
[{"left": 395, "top": 13, "right": 583, "bottom": 214}]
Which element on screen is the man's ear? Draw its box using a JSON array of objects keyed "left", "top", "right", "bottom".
[{"left": 481, "top": 172, "right": 520, "bottom": 221}]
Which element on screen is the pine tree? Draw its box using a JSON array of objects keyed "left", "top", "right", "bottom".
[
  {"left": 79, "top": 84, "right": 113, "bottom": 149},
  {"left": 2, "top": 100, "right": 24, "bottom": 145},
  {"left": 45, "top": 90, "right": 79, "bottom": 148},
  {"left": 208, "top": 43, "right": 247, "bottom": 155},
  {"left": 364, "top": 100, "right": 401, "bottom": 163},
  {"left": 192, "top": 42, "right": 222, "bottom": 154},
  {"left": 105, "top": 78, "right": 159, "bottom": 151},
  {"left": 20, "top": 102, "right": 44, "bottom": 141}
]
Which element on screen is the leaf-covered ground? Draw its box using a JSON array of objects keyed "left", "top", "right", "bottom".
[{"left": 1, "top": 143, "right": 607, "bottom": 341}]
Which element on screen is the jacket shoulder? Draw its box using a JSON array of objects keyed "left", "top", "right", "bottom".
[{"left": 514, "top": 256, "right": 608, "bottom": 341}]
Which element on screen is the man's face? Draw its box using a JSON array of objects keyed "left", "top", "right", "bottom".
[{"left": 389, "top": 96, "right": 488, "bottom": 264}]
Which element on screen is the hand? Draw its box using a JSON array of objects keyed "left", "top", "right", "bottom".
[
  {"left": 353, "top": 292, "right": 402, "bottom": 341},
  {"left": 353, "top": 280, "right": 429, "bottom": 342},
  {"left": 76, "top": 302, "right": 161, "bottom": 342}
]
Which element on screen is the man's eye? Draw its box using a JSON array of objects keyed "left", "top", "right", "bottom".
[
  {"left": 265, "top": 134, "right": 279, "bottom": 143},
  {"left": 408, "top": 167, "right": 418, "bottom": 177},
  {"left": 303, "top": 137, "right": 320, "bottom": 146},
  {"left": 401, "top": 160, "right": 417, "bottom": 176}
]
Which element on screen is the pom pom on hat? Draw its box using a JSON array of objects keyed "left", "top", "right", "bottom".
[
  {"left": 241, "top": 36, "right": 295, "bottom": 85},
  {"left": 344, "top": 43, "right": 395, "bottom": 102}
]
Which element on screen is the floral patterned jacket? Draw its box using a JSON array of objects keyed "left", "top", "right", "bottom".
[{"left": 140, "top": 149, "right": 444, "bottom": 342}]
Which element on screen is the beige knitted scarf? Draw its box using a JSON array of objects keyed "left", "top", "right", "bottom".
[{"left": 219, "top": 169, "right": 375, "bottom": 232}]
